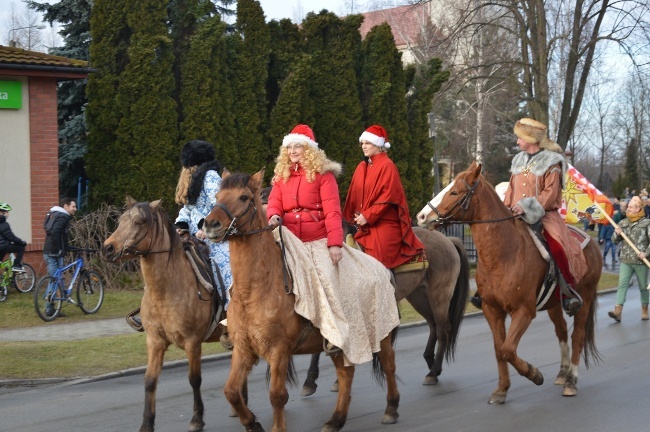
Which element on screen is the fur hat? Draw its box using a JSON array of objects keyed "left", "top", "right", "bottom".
[
  {"left": 282, "top": 124, "right": 318, "bottom": 148},
  {"left": 513, "top": 118, "right": 563, "bottom": 154},
  {"left": 359, "top": 124, "right": 391, "bottom": 149},
  {"left": 181, "top": 140, "right": 216, "bottom": 168}
]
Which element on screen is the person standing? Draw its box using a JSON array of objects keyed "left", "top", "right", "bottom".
[
  {"left": 342, "top": 124, "right": 424, "bottom": 269},
  {"left": 599, "top": 222, "right": 616, "bottom": 265},
  {"left": 43, "top": 198, "right": 77, "bottom": 277},
  {"left": 0, "top": 202, "right": 27, "bottom": 272},
  {"left": 608, "top": 195, "right": 650, "bottom": 322},
  {"left": 126, "top": 140, "right": 232, "bottom": 332}
]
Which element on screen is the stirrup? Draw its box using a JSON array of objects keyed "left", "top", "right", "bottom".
[
  {"left": 323, "top": 339, "right": 342, "bottom": 356},
  {"left": 126, "top": 307, "right": 144, "bottom": 332},
  {"left": 219, "top": 326, "right": 234, "bottom": 351}
]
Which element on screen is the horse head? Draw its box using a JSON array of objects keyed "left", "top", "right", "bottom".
[
  {"left": 203, "top": 169, "right": 266, "bottom": 242},
  {"left": 102, "top": 197, "right": 175, "bottom": 262},
  {"left": 416, "top": 161, "right": 485, "bottom": 227}
]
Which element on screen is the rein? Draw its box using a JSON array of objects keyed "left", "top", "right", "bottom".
[{"left": 427, "top": 178, "right": 519, "bottom": 227}]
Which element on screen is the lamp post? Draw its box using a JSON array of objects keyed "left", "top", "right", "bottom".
[
  {"left": 8, "top": 25, "right": 46, "bottom": 48},
  {"left": 428, "top": 112, "right": 441, "bottom": 195}
]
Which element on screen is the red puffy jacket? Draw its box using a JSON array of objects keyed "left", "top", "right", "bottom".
[{"left": 267, "top": 162, "right": 343, "bottom": 247}]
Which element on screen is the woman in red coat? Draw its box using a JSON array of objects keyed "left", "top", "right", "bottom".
[
  {"left": 266, "top": 124, "right": 400, "bottom": 365},
  {"left": 343, "top": 124, "right": 424, "bottom": 269}
]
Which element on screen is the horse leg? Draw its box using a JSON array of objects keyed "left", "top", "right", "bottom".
[
  {"left": 376, "top": 335, "right": 400, "bottom": 425},
  {"left": 405, "top": 290, "right": 438, "bottom": 385},
  {"left": 482, "top": 304, "right": 511, "bottom": 404},
  {"left": 140, "top": 339, "right": 169, "bottom": 432},
  {"left": 322, "top": 354, "right": 354, "bottom": 432},
  {"left": 546, "top": 306, "right": 570, "bottom": 385},
  {"left": 268, "top": 352, "right": 291, "bottom": 432},
  {"left": 501, "top": 308, "right": 544, "bottom": 386},
  {"left": 301, "top": 352, "right": 321, "bottom": 396},
  {"left": 224, "top": 350, "right": 263, "bottom": 432},
  {"left": 563, "top": 298, "right": 592, "bottom": 397},
  {"left": 186, "top": 341, "right": 205, "bottom": 432}
]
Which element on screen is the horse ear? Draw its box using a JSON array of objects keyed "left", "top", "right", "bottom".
[
  {"left": 250, "top": 169, "right": 265, "bottom": 191},
  {"left": 222, "top": 168, "right": 230, "bottom": 179},
  {"left": 469, "top": 162, "right": 482, "bottom": 181},
  {"left": 150, "top": 199, "right": 163, "bottom": 210},
  {"left": 125, "top": 195, "right": 137, "bottom": 206}
]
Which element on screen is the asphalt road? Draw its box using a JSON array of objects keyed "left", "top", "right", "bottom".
[{"left": 1, "top": 290, "right": 648, "bottom": 432}]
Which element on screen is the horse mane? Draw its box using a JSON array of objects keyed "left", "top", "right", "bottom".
[
  {"left": 221, "top": 172, "right": 252, "bottom": 190},
  {"left": 128, "top": 201, "right": 182, "bottom": 260}
]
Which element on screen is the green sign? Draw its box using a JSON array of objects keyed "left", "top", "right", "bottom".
[{"left": 0, "top": 81, "right": 22, "bottom": 109}]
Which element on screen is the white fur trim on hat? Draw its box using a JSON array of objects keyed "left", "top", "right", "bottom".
[
  {"left": 282, "top": 133, "right": 318, "bottom": 148},
  {"left": 359, "top": 131, "right": 391, "bottom": 149}
]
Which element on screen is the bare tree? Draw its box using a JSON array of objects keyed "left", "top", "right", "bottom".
[{"left": 3, "top": 1, "right": 46, "bottom": 50}]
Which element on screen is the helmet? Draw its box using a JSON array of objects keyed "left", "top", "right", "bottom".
[{"left": 0, "top": 202, "right": 11, "bottom": 212}]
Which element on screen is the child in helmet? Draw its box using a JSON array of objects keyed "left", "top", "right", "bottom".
[{"left": 0, "top": 203, "right": 27, "bottom": 272}]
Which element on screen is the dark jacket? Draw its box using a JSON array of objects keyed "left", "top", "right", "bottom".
[
  {"left": 0, "top": 215, "right": 26, "bottom": 250},
  {"left": 598, "top": 223, "right": 615, "bottom": 242},
  {"left": 43, "top": 208, "right": 73, "bottom": 257}
]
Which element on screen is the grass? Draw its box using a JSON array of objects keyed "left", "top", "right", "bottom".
[{"left": 0, "top": 271, "right": 621, "bottom": 381}]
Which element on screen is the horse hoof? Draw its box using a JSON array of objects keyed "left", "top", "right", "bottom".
[
  {"left": 488, "top": 392, "right": 506, "bottom": 404},
  {"left": 422, "top": 375, "right": 439, "bottom": 385},
  {"left": 189, "top": 420, "right": 205, "bottom": 432},
  {"left": 330, "top": 381, "right": 339, "bottom": 392},
  {"left": 246, "top": 421, "right": 265, "bottom": 432},
  {"left": 301, "top": 384, "right": 317, "bottom": 397},
  {"left": 381, "top": 414, "right": 399, "bottom": 424},
  {"left": 563, "top": 385, "right": 577, "bottom": 397},
  {"left": 554, "top": 375, "right": 567, "bottom": 385},
  {"left": 530, "top": 368, "right": 544, "bottom": 386}
]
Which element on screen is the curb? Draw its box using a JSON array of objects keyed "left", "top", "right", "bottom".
[{"left": 0, "top": 289, "right": 619, "bottom": 388}]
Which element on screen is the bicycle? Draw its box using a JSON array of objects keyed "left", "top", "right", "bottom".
[
  {"left": 34, "top": 248, "right": 105, "bottom": 321},
  {"left": 0, "top": 253, "right": 36, "bottom": 302}
]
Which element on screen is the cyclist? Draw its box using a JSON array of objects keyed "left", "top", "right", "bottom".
[{"left": 0, "top": 202, "right": 27, "bottom": 272}]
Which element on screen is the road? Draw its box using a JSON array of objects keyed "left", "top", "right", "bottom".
[{"left": 1, "top": 291, "right": 648, "bottom": 432}]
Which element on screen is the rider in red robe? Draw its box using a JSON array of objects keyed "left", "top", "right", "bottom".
[{"left": 343, "top": 125, "right": 424, "bottom": 269}]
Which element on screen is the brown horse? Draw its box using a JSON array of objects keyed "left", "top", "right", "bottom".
[
  {"left": 203, "top": 169, "right": 400, "bottom": 432},
  {"left": 301, "top": 224, "right": 470, "bottom": 395},
  {"left": 416, "top": 162, "right": 602, "bottom": 404},
  {"left": 101, "top": 198, "right": 227, "bottom": 432}
]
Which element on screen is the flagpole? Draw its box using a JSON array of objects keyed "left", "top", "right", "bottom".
[{"left": 591, "top": 201, "right": 650, "bottom": 291}]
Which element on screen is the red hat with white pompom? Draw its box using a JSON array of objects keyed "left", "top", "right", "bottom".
[
  {"left": 359, "top": 124, "right": 391, "bottom": 149},
  {"left": 282, "top": 124, "right": 318, "bottom": 148}
]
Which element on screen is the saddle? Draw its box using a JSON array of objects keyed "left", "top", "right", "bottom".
[{"left": 344, "top": 234, "right": 429, "bottom": 274}]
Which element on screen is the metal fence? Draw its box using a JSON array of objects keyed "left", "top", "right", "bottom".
[{"left": 437, "top": 224, "right": 477, "bottom": 263}]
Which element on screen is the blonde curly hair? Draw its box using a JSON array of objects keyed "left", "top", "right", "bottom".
[
  {"left": 175, "top": 166, "right": 196, "bottom": 205},
  {"left": 272, "top": 143, "right": 328, "bottom": 184}
]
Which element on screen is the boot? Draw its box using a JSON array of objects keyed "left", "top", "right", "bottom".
[
  {"left": 469, "top": 292, "right": 482, "bottom": 309},
  {"left": 557, "top": 273, "right": 583, "bottom": 316},
  {"left": 642, "top": 305, "right": 649, "bottom": 321},
  {"left": 126, "top": 307, "right": 144, "bottom": 332},
  {"left": 608, "top": 304, "right": 623, "bottom": 322},
  {"left": 219, "top": 325, "right": 234, "bottom": 351}
]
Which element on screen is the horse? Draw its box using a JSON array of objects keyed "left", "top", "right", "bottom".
[
  {"left": 202, "top": 169, "right": 400, "bottom": 432},
  {"left": 101, "top": 198, "right": 229, "bottom": 432},
  {"left": 300, "top": 223, "right": 470, "bottom": 395},
  {"left": 416, "top": 162, "right": 602, "bottom": 404}
]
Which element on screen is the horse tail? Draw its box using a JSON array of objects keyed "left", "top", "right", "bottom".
[
  {"left": 265, "top": 359, "right": 299, "bottom": 388},
  {"left": 446, "top": 237, "right": 471, "bottom": 363},
  {"left": 371, "top": 326, "right": 399, "bottom": 387},
  {"left": 582, "top": 292, "right": 602, "bottom": 368}
]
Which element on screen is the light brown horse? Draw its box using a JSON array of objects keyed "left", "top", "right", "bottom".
[
  {"left": 301, "top": 224, "right": 470, "bottom": 395},
  {"left": 416, "top": 162, "right": 601, "bottom": 404},
  {"left": 203, "top": 170, "right": 399, "bottom": 432},
  {"left": 102, "top": 198, "right": 226, "bottom": 432}
]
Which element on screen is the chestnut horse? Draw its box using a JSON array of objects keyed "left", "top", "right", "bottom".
[
  {"left": 416, "top": 162, "right": 601, "bottom": 404},
  {"left": 301, "top": 224, "right": 470, "bottom": 395},
  {"left": 102, "top": 198, "right": 227, "bottom": 432},
  {"left": 203, "top": 170, "right": 399, "bottom": 432}
]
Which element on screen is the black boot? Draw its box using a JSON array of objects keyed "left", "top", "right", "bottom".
[
  {"left": 469, "top": 292, "right": 482, "bottom": 309},
  {"left": 562, "top": 297, "right": 582, "bottom": 317},
  {"left": 126, "top": 307, "right": 144, "bottom": 332},
  {"left": 557, "top": 274, "right": 583, "bottom": 317}
]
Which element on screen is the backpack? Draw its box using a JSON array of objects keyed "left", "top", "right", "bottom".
[{"left": 43, "top": 212, "right": 57, "bottom": 234}]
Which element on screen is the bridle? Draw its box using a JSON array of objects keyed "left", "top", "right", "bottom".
[
  {"left": 210, "top": 198, "right": 273, "bottom": 241},
  {"left": 426, "top": 178, "right": 518, "bottom": 226},
  {"left": 115, "top": 210, "right": 184, "bottom": 260}
]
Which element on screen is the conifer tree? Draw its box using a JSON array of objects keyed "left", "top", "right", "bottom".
[
  {"left": 267, "top": 19, "right": 301, "bottom": 114},
  {"left": 179, "top": 15, "right": 236, "bottom": 167}
]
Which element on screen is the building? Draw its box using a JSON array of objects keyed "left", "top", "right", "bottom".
[{"left": 0, "top": 45, "right": 92, "bottom": 272}]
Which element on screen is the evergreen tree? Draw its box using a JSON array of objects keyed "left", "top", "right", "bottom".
[
  {"left": 27, "top": 0, "right": 93, "bottom": 200},
  {"left": 85, "top": 0, "right": 132, "bottom": 207},
  {"left": 301, "top": 11, "right": 364, "bottom": 197},
  {"left": 624, "top": 138, "right": 640, "bottom": 190},
  {"left": 179, "top": 15, "right": 236, "bottom": 167},
  {"left": 267, "top": 18, "right": 301, "bottom": 115}
]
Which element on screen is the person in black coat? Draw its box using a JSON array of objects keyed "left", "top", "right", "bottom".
[
  {"left": 0, "top": 202, "right": 27, "bottom": 272},
  {"left": 42, "top": 198, "right": 77, "bottom": 278}
]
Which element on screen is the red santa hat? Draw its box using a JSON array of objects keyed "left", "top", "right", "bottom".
[
  {"left": 282, "top": 124, "right": 318, "bottom": 148},
  {"left": 359, "top": 124, "right": 391, "bottom": 149}
]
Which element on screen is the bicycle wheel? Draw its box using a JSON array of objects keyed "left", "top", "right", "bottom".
[
  {"left": 0, "top": 283, "right": 7, "bottom": 302},
  {"left": 77, "top": 270, "right": 104, "bottom": 314},
  {"left": 34, "top": 276, "right": 63, "bottom": 322},
  {"left": 13, "top": 263, "right": 36, "bottom": 293}
]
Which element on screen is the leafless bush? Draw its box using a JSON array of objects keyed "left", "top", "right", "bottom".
[{"left": 68, "top": 204, "right": 143, "bottom": 291}]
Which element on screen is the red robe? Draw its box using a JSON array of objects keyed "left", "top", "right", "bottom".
[{"left": 343, "top": 152, "right": 424, "bottom": 269}]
